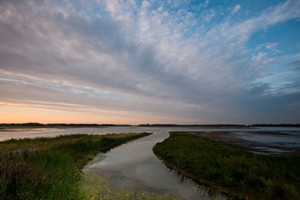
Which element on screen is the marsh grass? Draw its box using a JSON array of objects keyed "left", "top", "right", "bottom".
[
  {"left": 0, "top": 133, "right": 151, "bottom": 200},
  {"left": 82, "top": 173, "right": 184, "bottom": 200},
  {"left": 153, "top": 132, "right": 300, "bottom": 200}
]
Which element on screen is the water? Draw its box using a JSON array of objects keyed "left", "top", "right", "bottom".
[
  {"left": 1, "top": 126, "right": 300, "bottom": 199},
  {"left": 84, "top": 129, "right": 220, "bottom": 200},
  {"left": 235, "top": 131, "right": 300, "bottom": 147},
  {"left": 0, "top": 126, "right": 152, "bottom": 141}
]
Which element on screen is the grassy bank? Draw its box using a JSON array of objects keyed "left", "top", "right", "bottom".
[
  {"left": 0, "top": 132, "right": 151, "bottom": 200},
  {"left": 153, "top": 132, "right": 300, "bottom": 200}
]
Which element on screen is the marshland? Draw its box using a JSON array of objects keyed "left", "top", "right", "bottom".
[{"left": 1, "top": 125, "right": 299, "bottom": 200}]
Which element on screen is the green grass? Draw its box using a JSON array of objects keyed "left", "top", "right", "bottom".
[
  {"left": 82, "top": 173, "right": 183, "bottom": 200},
  {"left": 0, "top": 133, "right": 151, "bottom": 200},
  {"left": 153, "top": 132, "right": 300, "bottom": 200}
]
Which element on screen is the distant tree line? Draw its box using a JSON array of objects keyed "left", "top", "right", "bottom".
[
  {"left": 138, "top": 124, "right": 248, "bottom": 127},
  {"left": 0, "top": 123, "right": 132, "bottom": 128},
  {"left": 138, "top": 124, "right": 300, "bottom": 127},
  {"left": 251, "top": 124, "right": 300, "bottom": 127},
  {"left": 0, "top": 123, "right": 299, "bottom": 128}
]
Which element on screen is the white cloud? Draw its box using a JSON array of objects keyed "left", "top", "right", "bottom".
[
  {"left": 225, "top": 1, "right": 300, "bottom": 45},
  {"left": 265, "top": 43, "right": 280, "bottom": 53},
  {"left": 232, "top": 4, "right": 241, "bottom": 14},
  {"left": 202, "top": 0, "right": 209, "bottom": 8},
  {"left": 201, "top": 9, "right": 216, "bottom": 22},
  {"left": 252, "top": 52, "right": 274, "bottom": 67}
]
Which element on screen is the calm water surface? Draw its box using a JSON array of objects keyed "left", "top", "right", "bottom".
[{"left": 84, "top": 129, "right": 221, "bottom": 200}]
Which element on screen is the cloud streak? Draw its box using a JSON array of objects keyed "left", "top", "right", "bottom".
[{"left": 0, "top": 0, "right": 299, "bottom": 124}]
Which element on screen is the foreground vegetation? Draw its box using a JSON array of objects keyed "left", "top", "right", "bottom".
[
  {"left": 153, "top": 132, "right": 300, "bottom": 200},
  {"left": 0, "top": 133, "right": 150, "bottom": 200},
  {"left": 82, "top": 173, "right": 183, "bottom": 200}
]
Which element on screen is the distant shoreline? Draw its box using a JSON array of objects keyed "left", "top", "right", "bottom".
[{"left": 1, "top": 123, "right": 300, "bottom": 128}]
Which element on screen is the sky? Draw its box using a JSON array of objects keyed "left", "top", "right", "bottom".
[{"left": 0, "top": 0, "right": 300, "bottom": 124}]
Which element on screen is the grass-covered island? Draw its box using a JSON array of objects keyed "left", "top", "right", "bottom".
[
  {"left": 0, "top": 132, "right": 151, "bottom": 200},
  {"left": 153, "top": 132, "right": 300, "bottom": 200}
]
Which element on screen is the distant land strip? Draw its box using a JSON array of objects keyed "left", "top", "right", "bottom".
[{"left": 0, "top": 123, "right": 300, "bottom": 128}]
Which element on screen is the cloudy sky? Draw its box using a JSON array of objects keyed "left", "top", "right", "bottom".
[{"left": 0, "top": 0, "right": 300, "bottom": 124}]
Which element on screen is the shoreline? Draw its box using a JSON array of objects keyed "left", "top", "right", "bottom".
[
  {"left": 0, "top": 132, "right": 152, "bottom": 200},
  {"left": 154, "top": 151, "right": 239, "bottom": 200},
  {"left": 153, "top": 132, "right": 300, "bottom": 200}
]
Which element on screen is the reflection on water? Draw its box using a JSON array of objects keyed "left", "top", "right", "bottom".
[
  {"left": 235, "top": 131, "right": 300, "bottom": 146},
  {"left": 84, "top": 130, "right": 226, "bottom": 200}
]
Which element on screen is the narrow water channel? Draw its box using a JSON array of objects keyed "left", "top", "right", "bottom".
[{"left": 84, "top": 131, "right": 226, "bottom": 200}]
